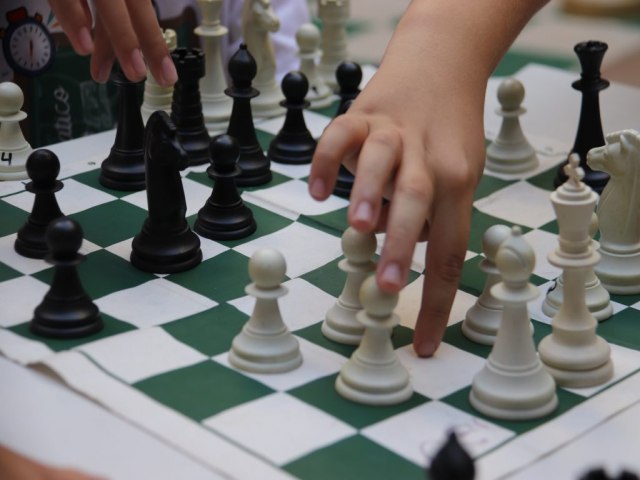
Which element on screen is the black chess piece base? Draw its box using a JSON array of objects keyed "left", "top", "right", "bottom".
[
  {"left": 30, "top": 284, "right": 103, "bottom": 339},
  {"left": 333, "top": 165, "right": 354, "bottom": 199},
  {"left": 195, "top": 204, "right": 256, "bottom": 240},
  {"left": 268, "top": 134, "right": 316, "bottom": 165},
  {"left": 99, "top": 147, "right": 146, "bottom": 191},
  {"left": 130, "top": 222, "right": 202, "bottom": 274}
]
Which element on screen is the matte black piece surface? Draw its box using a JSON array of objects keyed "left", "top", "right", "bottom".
[
  {"left": 30, "top": 217, "right": 103, "bottom": 339},
  {"left": 333, "top": 97, "right": 357, "bottom": 199},
  {"left": 268, "top": 71, "right": 317, "bottom": 165},
  {"left": 224, "top": 44, "right": 271, "bottom": 187},
  {"left": 171, "top": 47, "right": 211, "bottom": 167},
  {"left": 14, "top": 149, "right": 64, "bottom": 259},
  {"left": 131, "top": 111, "right": 202, "bottom": 273},
  {"left": 580, "top": 469, "right": 640, "bottom": 480},
  {"left": 335, "top": 61, "right": 362, "bottom": 117},
  {"left": 196, "top": 134, "right": 256, "bottom": 240},
  {"left": 554, "top": 41, "right": 610, "bottom": 193},
  {"left": 429, "top": 431, "right": 475, "bottom": 480},
  {"left": 99, "top": 65, "right": 146, "bottom": 190}
]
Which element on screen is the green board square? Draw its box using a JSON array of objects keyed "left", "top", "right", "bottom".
[
  {"left": 441, "top": 385, "right": 584, "bottom": 436},
  {"left": 300, "top": 256, "right": 347, "bottom": 297},
  {"left": 298, "top": 207, "right": 350, "bottom": 237},
  {"left": 0, "top": 262, "right": 21, "bottom": 283},
  {"left": 185, "top": 169, "right": 293, "bottom": 192},
  {"left": 459, "top": 255, "right": 486, "bottom": 297},
  {"left": 468, "top": 209, "right": 531, "bottom": 255},
  {"left": 70, "top": 200, "right": 148, "bottom": 247},
  {"left": 610, "top": 293, "right": 640, "bottom": 307},
  {"left": 166, "top": 249, "right": 262, "bottom": 303},
  {"left": 474, "top": 175, "right": 516, "bottom": 202},
  {"left": 284, "top": 434, "right": 424, "bottom": 480},
  {"left": 133, "top": 360, "right": 274, "bottom": 422},
  {"left": 295, "top": 322, "right": 356, "bottom": 358},
  {"left": 32, "top": 249, "right": 155, "bottom": 299},
  {"left": 538, "top": 219, "right": 559, "bottom": 235},
  {"left": 162, "top": 303, "right": 247, "bottom": 356},
  {"left": 527, "top": 165, "right": 562, "bottom": 192},
  {"left": 256, "top": 129, "right": 276, "bottom": 152},
  {"left": 597, "top": 307, "right": 640, "bottom": 350},
  {"left": 289, "top": 373, "right": 429, "bottom": 430},
  {"left": 494, "top": 50, "right": 575, "bottom": 78},
  {"left": 8, "top": 314, "right": 136, "bottom": 352},
  {"left": 0, "top": 199, "right": 28, "bottom": 237},
  {"left": 70, "top": 169, "right": 139, "bottom": 199}
]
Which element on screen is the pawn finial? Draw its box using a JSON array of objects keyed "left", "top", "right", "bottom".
[
  {"left": 360, "top": 275, "right": 398, "bottom": 319},
  {"left": 249, "top": 248, "right": 286, "bottom": 289},
  {"left": 342, "top": 227, "right": 376, "bottom": 265}
]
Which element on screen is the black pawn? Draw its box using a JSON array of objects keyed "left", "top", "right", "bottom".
[
  {"left": 267, "top": 71, "right": 317, "bottom": 164},
  {"left": 554, "top": 41, "right": 610, "bottom": 193},
  {"left": 224, "top": 44, "right": 271, "bottom": 187},
  {"left": 429, "top": 431, "right": 475, "bottom": 480},
  {"left": 332, "top": 61, "right": 363, "bottom": 199},
  {"left": 99, "top": 65, "right": 146, "bottom": 190},
  {"left": 14, "top": 149, "right": 64, "bottom": 259},
  {"left": 196, "top": 134, "right": 256, "bottom": 240},
  {"left": 130, "top": 111, "right": 202, "bottom": 273},
  {"left": 335, "top": 61, "right": 362, "bottom": 117},
  {"left": 30, "top": 217, "right": 103, "bottom": 339},
  {"left": 171, "top": 47, "right": 211, "bottom": 167}
]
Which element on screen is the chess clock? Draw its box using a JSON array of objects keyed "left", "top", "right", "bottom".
[{"left": 0, "top": 7, "right": 55, "bottom": 77}]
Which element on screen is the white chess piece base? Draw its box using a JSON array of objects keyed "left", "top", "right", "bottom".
[{"left": 596, "top": 249, "right": 640, "bottom": 294}]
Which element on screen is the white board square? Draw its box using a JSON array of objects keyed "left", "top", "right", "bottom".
[
  {"left": 79, "top": 327, "right": 207, "bottom": 383},
  {"left": 95, "top": 278, "right": 217, "bottom": 328},
  {"left": 203, "top": 392, "right": 355, "bottom": 465},
  {"left": 0, "top": 275, "right": 50, "bottom": 327}
]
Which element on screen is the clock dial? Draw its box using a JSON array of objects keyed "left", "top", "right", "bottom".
[{"left": 3, "top": 19, "right": 55, "bottom": 76}]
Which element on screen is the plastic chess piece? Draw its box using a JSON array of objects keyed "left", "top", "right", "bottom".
[
  {"left": 100, "top": 64, "right": 146, "bottom": 191},
  {"left": 141, "top": 29, "right": 177, "bottom": 124},
  {"left": 321, "top": 227, "right": 376, "bottom": 345},
  {"left": 171, "top": 47, "right": 211, "bottom": 167},
  {"left": 241, "top": 0, "right": 284, "bottom": 118},
  {"left": 225, "top": 44, "right": 271, "bottom": 187},
  {"left": 296, "top": 23, "right": 333, "bottom": 109},
  {"left": 554, "top": 41, "right": 610, "bottom": 193},
  {"left": 229, "top": 248, "right": 303, "bottom": 373},
  {"left": 335, "top": 275, "right": 412, "bottom": 406},
  {"left": 0, "top": 81, "right": 32, "bottom": 181},
  {"left": 539, "top": 155, "right": 613, "bottom": 387},
  {"left": 588, "top": 130, "right": 640, "bottom": 294},
  {"left": 14, "top": 149, "right": 64, "bottom": 259},
  {"left": 429, "top": 431, "right": 475, "bottom": 480},
  {"left": 267, "top": 71, "right": 317, "bottom": 164},
  {"left": 461, "top": 224, "right": 511, "bottom": 345},
  {"left": 485, "top": 77, "right": 538, "bottom": 175},
  {"left": 195, "top": 134, "right": 256, "bottom": 240},
  {"left": 542, "top": 211, "right": 613, "bottom": 320},
  {"left": 470, "top": 226, "right": 558, "bottom": 420},
  {"left": 30, "top": 217, "right": 103, "bottom": 339},
  {"left": 130, "top": 111, "right": 202, "bottom": 274},
  {"left": 331, "top": 62, "right": 362, "bottom": 199},
  {"left": 317, "top": 0, "right": 350, "bottom": 89},
  {"left": 195, "top": 0, "right": 232, "bottom": 132}
]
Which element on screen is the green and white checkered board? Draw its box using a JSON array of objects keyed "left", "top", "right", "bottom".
[{"left": 2, "top": 75, "right": 640, "bottom": 480}]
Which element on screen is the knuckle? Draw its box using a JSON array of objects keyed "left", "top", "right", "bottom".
[
  {"left": 432, "top": 252, "right": 465, "bottom": 284},
  {"left": 367, "top": 129, "right": 402, "bottom": 151}
]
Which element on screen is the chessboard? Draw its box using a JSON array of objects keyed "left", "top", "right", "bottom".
[{"left": 2, "top": 63, "right": 640, "bottom": 480}]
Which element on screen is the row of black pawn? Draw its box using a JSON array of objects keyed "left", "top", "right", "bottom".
[{"left": 100, "top": 43, "right": 363, "bottom": 196}]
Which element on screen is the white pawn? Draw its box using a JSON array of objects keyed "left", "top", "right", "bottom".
[
  {"left": 229, "top": 249, "right": 302, "bottom": 373},
  {"left": 485, "top": 78, "right": 538, "bottom": 175},
  {"left": 462, "top": 224, "right": 511, "bottom": 345},
  {"left": 470, "top": 226, "right": 558, "bottom": 420},
  {"left": 322, "top": 227, "right": 376, "bottom": 345},
  {"left": 335, "top": 275, "right": 412, "bottom": 406},
  {"left": 542, "top": 212, "right": 613, "bottom": 321},
  {"left": 196, "top": 0, "right": 232, "bottom": 133},
  {"left": 0, "top": 82, "right": 32, "bottom": 181},
  {"left": 296, "top": 23, "right": 333, "bottom": 109},
  {"left": 538, "top": 155, "right": 613, "bottom": 388},
  {"left": 141, "top": 29, "right": 177, "bottom": 124},
  {"left": 241, "top": 0, "right": 284, "bottom": 118}
]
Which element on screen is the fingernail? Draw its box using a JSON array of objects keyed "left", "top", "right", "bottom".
[
  {"left": 78, "top": 27, "right": 94, "bottom": 53},
  {"left": 131, "top": 48, "right": 147, "bottom": 78},
  {"left": 416, "top": 341, "right": 437, "bottom": 357},
  {"left": 309, "top": 178, "right": 326, "bottom": 199},
  {"left": 352, "top": 201, "right": 373, "bottom": 224},
  {"left": 96, "top": 61, "right": 113, "bottom": 83},
  {"left": 161, "top": 55, "right": 178, "bottom": 85},
  {"left": 380, "top": 262, "right": 403, "bottom": 289}
]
